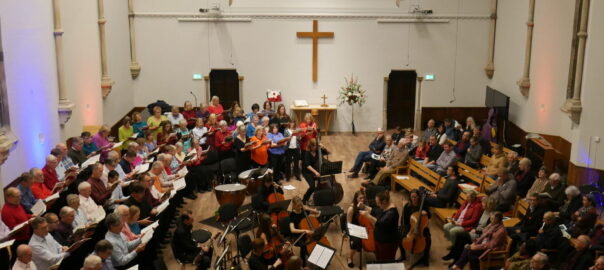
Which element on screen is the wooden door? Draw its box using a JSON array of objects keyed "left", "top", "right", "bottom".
[
  {"left": 387, "top": 70, "right": 416, "bottom": 129},
  {"left": 209, "top": 69, "right": 239, "bottom": 108}
]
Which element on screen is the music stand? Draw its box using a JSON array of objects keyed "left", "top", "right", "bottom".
[
  {"left": 347, "top": 223, "right": 369, "bottom": 270},
  {"left": 268, "top": 199, "right": 291, "bottom": 213},
  {"left": 307, "top": 243, "right": 336, "bottom": 269},
  {"left": 320, "top": 160, "right": 342, "bottom": 175}
]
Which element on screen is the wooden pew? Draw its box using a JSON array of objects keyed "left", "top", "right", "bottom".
[
  {"left": 503, "top": 198, "right": 527, "bottom": 227},
  {"left": 391, "top": 159, "right": 442, "bottom": 193},
  {"left": 457, "top": 162, "right": 484, "bottom": 187},
  {"left": 433, "top": 191, "right": 465, "bottom": 224}
]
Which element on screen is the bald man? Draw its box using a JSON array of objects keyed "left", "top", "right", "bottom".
[
  {"left": 536, "top": 211, "right": 563, "bottom": 250},
  {"left": 2, "top": 188, "right": 32, "bottom": 242},
  {"left": 530, "top": 252, "right": 549, "bottom": 270},
  {"left": 12, "top": 244, "right": 36, "bottom": 270}
]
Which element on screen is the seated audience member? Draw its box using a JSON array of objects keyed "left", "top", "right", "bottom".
[
  {"left": 173, "top": 211, "right": 213, "bottom": 270},
  {"left": 515, "top": 158, "right": 534, "bottom": 198},
  {"left": 124, "top": 181, "right": 156, "bottom": 226},
  {"left": 413, "top": 140, "right": 429, "bottom": 161},
  {"left": 54, "top": 207, "right": 76, "bottom": 246},
  {"left": 558, "top": 185, "right": 583, "bottom": 225},
  {"left": 425, "top": 166, "right": 461, "bottom": 208},
  {"left": 485, "top": 144, "right": 508, "bottom": 179},
  {"left": 507, "top": 193, "right": 546, "bottom": 252},
  {"left": 68, "top": 137, "right": 88, "bottom": 166},
  {"left": 423, "top": 135, "right": 443, "bottom": 168},
  {"left": 544, "top": 173, "right": 566, "bottom": 208},
  {"left": 12, "top": 244, "right": 35, "bottom": 270},
  {"left": 472, "top": 126, "right": 491, "bottom": 154},
  {"left": 114, "top": 205, "right": 138, "bottom": 241},
  {"left": 435, "top": 124, "right": 448, "bottom": 145},
  {"left": 530, "top": 252, "right": 550, "bottom": 270},
  {"left": 366, "top": 139, "right": 409, "bottom": 186},
  {"left": 104, "top": 213, "right": 144, "bottom": 268},
  {"left": 450, "top": 211, "right": 508, "bottom": 270},
  {"left": 248, "top": 238, "right": 283, "bottom": 270},
  {"left": 420, "top": 119, "right": 438, "bottom": 143},
  {"left": 444, "top": 118, "right": 461, "bottom": 142},
  {"left": 569, "top": 194, "right": 598, "bottom": 237},
  {"left": 82, "top": 255, "right": 102, "bottom": 270},
  {"left": 88, "top": 163, "right": 118, "bottom": 206},
  {"left": 2, "top": 187, "right": 32, "bottom": 243},
  {"left": 131, "top": 111, "right": 147, "bottom": 137},
  {"left": 82, "top": 131, "right": 99, "bottom": 156},
  {"left": 592, "top": 256, "right": 604, "bottom": 270},
  {"left": 391, "top": 126, "right": 403, "bottom": 145},
  {"left": 526, "top": 166, "right": 550, "bottom": 199},
  {"left": 559, "top": 235, "right": 594, "bottom": 270},
  {"left": 364, "top": 134, "right": 393, "bottom": 180},
  {"left": 486, "top": 168, "right": 517, "bottom": 212},
  {"left": 348, "top": 128, "right": 386, "bottom": 178},
  {"left": 92, "top": 240, "right": 113, "bottom": 270},
  {"left": 426, "top": 141, "right": 457, "bottom": 175},
  {"left": 453, "top": 131, "right": 471, "bottom": 159},
  {"left": 464, "top": 136, "right": 483, "bottom": 168},
  {"left": 589, "top": 213, "right": 604, "bottom": 253},
  {"left": 536, "top": 211, "right": 564, "bottom": 250},
  {"left": 66, "top": 194, "right": 87, "bottom": 228},
  {"left": 31, "top": 168, "right": 53, "bottom": 200},
  {"left": 442, "top": 190, "right": 483, "bottom": 246},
  {"left": 16, "top": 172, "right": 36, "bottom": 213},
  {"left": 505, "top": 240, "right": 539, "bottom": 270},
  {"left": 167, "top": 106, "right": 184, "bottom": 126},
  {"left": 29, "top": 217, "right": 70, "bottom": 270},
  {"left": 506, "top": 151, "right": 520, "bottom": 175},
  {"left": 78, "top": 182, "right": 101, "bottom": 222},
  {"left": 127, "top": 206, "right": 141, "bottom": 235}
]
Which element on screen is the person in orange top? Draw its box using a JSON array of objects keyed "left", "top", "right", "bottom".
[
  {"left": 298, "top": 113, "right": 317, "bottom": 153},
  {"left": 31, "top": 168, "right": 53, "bottom": 200},
  {"left": 250, "top": 126, "right": 270, "bottom": 167}
]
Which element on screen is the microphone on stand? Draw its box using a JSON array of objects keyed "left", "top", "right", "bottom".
[{"left": 190, "top": 91, "right": 198, "bottom": 108}]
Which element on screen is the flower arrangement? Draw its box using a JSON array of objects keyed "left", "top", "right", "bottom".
[{"left": 338, "top": 75, "right": 366, "bottom": 106}]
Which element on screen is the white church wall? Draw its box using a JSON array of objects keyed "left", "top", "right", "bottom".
[
  {"left": 0, "top": 0, "right": 62, "bottom": 184},
  {"left": 129, "top": 0, "right": 491, "bottom": 131},
  {"left": 489, "top": 0, "right": 574, "bottom": 141},
  {"left": 571, "top": 0, "right": 604, "bottom": 170},
  {"left": 61, "top": 0, "right": 104, "bottom": 138}
]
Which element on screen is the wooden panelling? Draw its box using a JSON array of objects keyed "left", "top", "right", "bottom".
[
  {"left": 568, "top": 162, "right": 604, "bottom": 187},
  {"left": 420, "top": 107, "right": 489, "bottom": 130}
]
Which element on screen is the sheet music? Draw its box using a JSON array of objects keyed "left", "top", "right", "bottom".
[
  {"left": 283, "top": 185, "right": 296, "bottom": 191},
  {"left": 130, "top": 133, "right": 139, "bottom": 139},
  {"left": 371, "top": 153, "right": 381, "bottom": 160},
  {"left": 126, "top": 265, "right": 138, "bottom": 270},
  {"left": 81, "top": 154, "right": 100, "bottom": 169},
  {"left": 140, "top": 221, "right": 158, "bottom": 235},
  {"left": 307, "top": 246, "right": 322, "bottom": 265},
  {"left": 366, "top": 263, "right": 405, "bottom": 270},
  {"left": 156, "top": 200, "right": 170, "bottom": 214},
  {"left": 458, "top": 183, "right": 478, "bottom": 191},
  {"left": 347, "top": 223, "right": 368, "bottom": 239},
  {"left": 134, "top": 163, "right": 150, "bottom": 174},
  {"left": 141, "top": 231, "right": 153, "bottom": 244},
  {"left": 395, "top": 175, "right": 409, "bottom": 180},
  {"left": 0, "top": 239, "right": 14, "bottom": 249},
  {"left": 31, "top": 200, "right": 46, "bottom": 216},
  {"left": 308, "top": 244, "right": 335, "bottom": 269},
  {"left": 112, "top": 142, "right": 123, "bottom": 149},
  {"left": 44, "top": 192, "right": 60, "bottom": 203},
  {"left": 366, "top": 264, "right": 381, "bottom": 270},
  {"left": 173, "top": 178, "right": 186, "bottom": 191}
]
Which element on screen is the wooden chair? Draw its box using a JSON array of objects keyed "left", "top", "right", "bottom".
[{"left": 479, "top": 236, "right": 513, "bottom": 270}]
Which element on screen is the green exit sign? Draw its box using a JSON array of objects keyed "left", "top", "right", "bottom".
[
  {"left": 192, "top": 73, "right": 203, "bottom": 80},
  {"left": 425, "top": 74, "right": 435, "bottom": 81}
]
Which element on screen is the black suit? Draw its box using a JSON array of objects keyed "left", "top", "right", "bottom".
[
  {"left": 536, "top": 222, "right": 564, "bottom": 250},
  {"left": 515, "top": 170, "right": 534, "bottom": 198},
  {"left": 560, "top": 249, "right": 594, "bottom": 270},
  {"left": 508, "top": 205, "right": 546, "bottom": 252},
  {"left": 172, "top": 222, "right": 212, "bottom": 270},
  {"left": 425, "top": 177, "right": 460, "bottom": 208}
]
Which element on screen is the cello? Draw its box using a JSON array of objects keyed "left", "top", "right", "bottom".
[
  {"left": 356, "top": 207, "right": 376, "bottom": 252},
  {"left": 298, "top": 209, "right": 332, "bottom": 253},
  {"left": 402, "top": 189, "right": 429, "bottom": 269},
  {"left": 315, "top": 128, "right": 344, "bottom": 203},
  {"left": 267, "top": 183, "right": 289, "bottom": 226}
]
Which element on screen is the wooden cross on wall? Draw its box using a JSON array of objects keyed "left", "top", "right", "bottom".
[{"left": 296, "top": 20, "right": 334, "bottom": 82}]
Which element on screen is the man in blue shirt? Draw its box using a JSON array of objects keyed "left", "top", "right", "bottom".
[{"left": 17, "top": 171, "right": 37, "bottom": 213}]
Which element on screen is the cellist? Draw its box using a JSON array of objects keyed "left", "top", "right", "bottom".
[
  {"left": 401, "top": 189, "right": 432, "bottom": 266},
  {"left": 289, "top": 196, "right": 321, "bottom": 265},
  {"left": 359, "top": 191, "right": 399, "bottom": 261},
  {"left": 256, "top": 173, "right": 284, "bottom": 213},
  {"left": 346, "top": 190, "right": 372, "bottom": 268}
]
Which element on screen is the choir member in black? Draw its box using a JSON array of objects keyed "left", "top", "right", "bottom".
[
  {"left": 249, "top": 238, "right": 283, "bottom": 270},
  {"left": 360, "top": 191, "right": 399, "bottom": 261},
  {"left": 346, "top": 190, "right": 370, "bottom": 267},
  {"left": 172, "top": 211, "right": 213, "bottom": 270},
  {"left": 270, "top": 104, "right": 291, "bottom": 134},
  {"left": 301, "top": 138, "right": 322, "bottom": 203},
  {"left": 255, "top": 174, "right": 284, "bottom": 213},
  {"left": 401, "top": 189, "right": 431, "bottom": 265},
  {"left": 234, "top": 124, "right": 251, "bottom": 174},
  {"left": 289, "top": 196, "right": 321, "bottom": 264},
  {"left": 284, "top": 121, "right": 301, "bottom": 181}
]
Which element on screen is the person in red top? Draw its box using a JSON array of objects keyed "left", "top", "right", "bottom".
[
  {"left": 298, "top": 113, "right": 317, "bottom": 153},
  {"left": 443, "top": 190, "right": 484, "bottom": 248},
  {"left": 88, "top": 163, "right": 117, "bottom": 205},
  {"left": 2, "top": 188, "right": 32, "bottom": 242},
  {"left": 250, "top": 126, "right": 270, "bottom": 167},
  {"left": 182, "top": 101, "right": 197, "bottom": 128},
  {"left": 208, "top": 96, "right": 224, "bottom": 120},
  {"left": 214, "top": 120, "right": 234, "bottom": 159},
  {"left": 42, "top": 155, "right": 60, "bottom": 190},
  {"left": 31, "top": 168, "right": 53, "bottom": 199}
]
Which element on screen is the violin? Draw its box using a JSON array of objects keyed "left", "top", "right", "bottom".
[
  {"left": 298, "top": 209, "right": 331, "bottom": 253},
  {"left": 402, "top": 190, "right": 429, "bottom": 255},
  {"left": 267, "top": 184, "right": 289, "bottom": 226},
  {"left": 262, "top": 226, "right": 286, "bottom": 260}
]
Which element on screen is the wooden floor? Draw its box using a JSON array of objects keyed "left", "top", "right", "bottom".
[{"left": 163, "top": 133, "right": 452, "bottom": 269}]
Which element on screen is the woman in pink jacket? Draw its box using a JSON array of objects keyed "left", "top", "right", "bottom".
[
  {"left": 450, "top": 211, "right": 508, "bottom": 270},
  {"left": 443, "top": 190, "right": 484, "bottom": 247}
]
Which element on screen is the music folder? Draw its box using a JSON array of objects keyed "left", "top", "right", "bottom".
[
  {"left": 307, "top": 243, "right": 335, "bottom": 269},
  {"left": 268, "top": 199, "right": 291, "bottom": 213}
]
